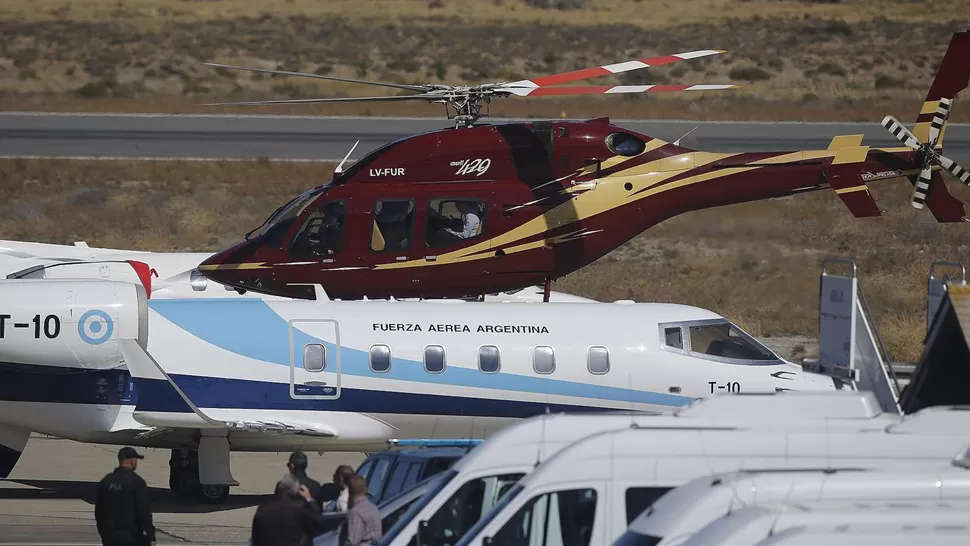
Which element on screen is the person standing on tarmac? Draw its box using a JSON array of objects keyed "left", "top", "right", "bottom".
[
  {"left": 251, "top": 473, "right": 331, "bottom": 546},
  {"left": 322, "top": 465, "right": 356, "bottom": 513},
  {"left": 339, "top": 475, "right": 381, "bottom": 546},
  {"left": 286, "top": 451, "right": 323, "bottom": 510},
  {"left": 94, "top": 447, "right": 156, "bottom": 546}
]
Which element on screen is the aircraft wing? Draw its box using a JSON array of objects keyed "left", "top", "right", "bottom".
[{"left": 118, "top": 339, "right": 338, "bottom": 437}]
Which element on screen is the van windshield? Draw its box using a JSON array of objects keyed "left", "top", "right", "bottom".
[{"left": 379, "top": 470, "right": 457, "bottom": 545}]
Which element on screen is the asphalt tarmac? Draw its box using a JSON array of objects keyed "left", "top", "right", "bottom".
[
  {"left": 0, "top": 434, "right": 364, "bottom": 544},
  {"left": 2, "top": 112, "right": 968, "bottom": 164}
]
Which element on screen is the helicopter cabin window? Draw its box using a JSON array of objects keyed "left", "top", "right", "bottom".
[
  {"left": 479, "top": 345, "right": 501, "bottom": 373},
  {"left": 587, "top": 346, "right": 610, "bottom": 375},
  {"left": 424, "top": 345, "right": 446, "bottom": 373},
  {"left": 664, "top": 327, "right": 684, "bottom": 350},
  {"left": 606, "top": 133, "right": 646, "bottom": 157},
  {"left": 371, "top": 199, "right": 415, "bottom": 252},
  {"left": 688, "top": 321, "right": 778, "bottom": 362},
  {"left": 533, "top": 346, "right": 556, "bottom": 374},
  {"left": 303, "top": 344, "right": 326, "bottom": 372},
  {"left": 425, "top": 199, "right": 487, "bottom": 248},
  {"left": 370, "top": 344, "right": 391, "bottom": 373},
  {"left": 290, "top": 200, "right": 346, "bottom": 258}
]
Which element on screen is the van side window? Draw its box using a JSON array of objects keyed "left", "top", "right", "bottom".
[
  {"left": 533, "top": 346, "right": 556, "bottom": 374},
  {"left": 290, "top": 200, "right": 346, "bottom": 257},
  {"left": 371, "top": 199, "right": 415, "bottom": 252},
  {"left": 370, "top": 344, "right": 391, "bottom": 373},
  {"left": 587, "top": 346, "right": 609, "bottom": 374},
  {"left": 479, "top": 345, "right": 501, "bottom": 373},
  {"left": 425, "top": 345, "right": 446, "bottom": 373},
  {"left": 625, "top": 487, "right": 672, "bottom": 524},
  {"left": 425, "top": 199, "right": 487, "bottom": 248},
  {"left": 491, "top": 488, "right": 598, "bottom": 546},
  {"left": 303, "top": 344, "right": 326, "bottom": 372},
  {"left": 664, "top": 327, "right": 684, "bottom": 349}
]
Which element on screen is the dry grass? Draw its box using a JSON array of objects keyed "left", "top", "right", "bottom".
[
  {"left": 3, "top": 158, "right": 969, "bottom": 362},
  {"left": 2, "top": 1, "right": 969, "bottom": 120},
  {"left": 3, "top": 0, "right": 962, "bottom": 28}
]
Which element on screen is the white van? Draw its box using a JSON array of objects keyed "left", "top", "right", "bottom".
[
  {"left": 678, "top": 501, "right": 970, "bottom": 546},
  {"left": 617, "top": 459, "right": 970, "bottom": 546},
  {"left": 377, "top": 391, "right": 902, "bottom": 546},
  {"left": 751, "top": 527, "right": 970, "bottom": 546},
  {"left": 451, "top": 405, "right": 970, "bottom": 546}
]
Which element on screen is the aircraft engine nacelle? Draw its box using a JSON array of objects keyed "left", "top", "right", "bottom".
[{"left": 0, "top": 279, "right": 147, "bottom": 370}]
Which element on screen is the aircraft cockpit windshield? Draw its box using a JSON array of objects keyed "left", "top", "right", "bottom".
[
  {"left": 245, "top": 186, "right": 326, "bottom": 243},
  {"left": 659, "top": 319, "right": 780, "bottom": 364}
]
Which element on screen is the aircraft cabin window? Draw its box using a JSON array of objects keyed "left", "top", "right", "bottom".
[
  {"left": 688, "top": 322, "right": 778, "bottom": 361},
  {"left": 606, "top": 132, "right": 646, "bottom": 157},
  {"left": 490, "top": 488, "right": 598, "bottom": 546},
  {"left": 587, "top": 346, "right": 610, "bottom": 374},
  {"left": 664, "top": 327, "right": 684, "bottom": 350},
  {"left": 370, "top": 344, "right": 391, "bottom": 373},
  {"left": 479, "top": 345, "right": 501, "bottom": 373},
  {"left": 425, "top": 199, "right": 487, "bottom": 248},
  {"left": 533, "top": 346, "right": 556, "bottom": 374},
  {"left": 303, "top": 344, "right": 326, "bottom": 372},
  {"left": 291, "top": 200, "right": 346, "bottom": 257},
  {"left": 424, "top": 345, "right": 446, "bottom": 373},
  {"left": 371, "top": 199, "right": 415, "bottom": 252}
]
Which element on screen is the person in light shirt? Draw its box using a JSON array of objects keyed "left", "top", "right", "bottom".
[{"left": 445, "top": 201, "right": 482, "bottom": 240}]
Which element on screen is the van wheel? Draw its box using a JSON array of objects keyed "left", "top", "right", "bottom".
[{"left": 199, "top": 484, "right": 230, "bottom": 504}]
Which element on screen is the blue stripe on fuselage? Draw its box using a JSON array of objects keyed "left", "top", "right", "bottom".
[
  {"left": 134, "top": 375, "right": 652, "bottom": 417},
  {"left": 146, "top": 299, "right": 692, "bottom": 408}
]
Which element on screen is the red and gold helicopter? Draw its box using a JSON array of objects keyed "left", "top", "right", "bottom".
[{"left": 198, "top": 30, "right": 970, "bottom": 301}]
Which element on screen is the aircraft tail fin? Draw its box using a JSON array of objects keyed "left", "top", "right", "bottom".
[{"left": 911, "top": 28, "right": 970, "bottom": 150}]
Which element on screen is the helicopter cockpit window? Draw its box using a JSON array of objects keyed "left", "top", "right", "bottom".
[
  {"left": 371, "top": 199, "right": 415, "bottom": 252},
  {"left": 606, "top": 133, "right": 646, "bottom": 157},
  {"left": 248, "top": 187, "right": 326, "bottom": 246},
  {"left": 687, "top": 321, "right": 779, "bottom": 363},
  {"left": 425, "top": 199, "right": 487, "bottom": 248},
  {"left": 290, "top": 200, "right": 346, "bottom": 258}
]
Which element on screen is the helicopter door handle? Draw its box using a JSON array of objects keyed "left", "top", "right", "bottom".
[
  {"left": 396, "top": 256, "right": 407, "bottom": 261},
  {"left": 321, "top": 259, "right": 335, "bottom": 264},
  {"left": 425, "top": 256, "right": 437, "bottom": 262}
]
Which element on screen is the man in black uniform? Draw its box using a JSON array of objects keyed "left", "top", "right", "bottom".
[
  {"left": 286, "top": 451, "right": 322, "bottom": 510},
  {"left": 95, "top": 447, "right": 156, "bottom": 546}
]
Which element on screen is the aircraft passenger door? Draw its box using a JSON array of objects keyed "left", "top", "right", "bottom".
[{"left": 288, "top": 319, "right": 341, "bottom": 400}]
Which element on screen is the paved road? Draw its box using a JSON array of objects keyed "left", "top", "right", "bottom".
[
  {"left": 0, "top": 434, "right": 363, "bottom": 544},
  {"left": 2, "top": 112, "right": 969, "bottom": 164}
]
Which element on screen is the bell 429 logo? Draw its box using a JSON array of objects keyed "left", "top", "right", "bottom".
[{"left": 451, "top": 158, "right": 491, "bottom": 176}]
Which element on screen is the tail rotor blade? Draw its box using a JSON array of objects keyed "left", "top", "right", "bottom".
[
  {"left": 928, "top": 97, "right": 952, "bottom": 147},
  {"left": 938, "top": 154, "right": 970, "bottom": 185},
  {"left": 912, "top": 166, "right": 933, "bottom": 209},
  {"left": 881, "top": 115, "right": 923, "bottom": 150}
]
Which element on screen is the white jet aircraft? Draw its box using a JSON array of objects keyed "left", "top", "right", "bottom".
[{"left": 0, "top": 264, "right": 836, "bottom": 502}]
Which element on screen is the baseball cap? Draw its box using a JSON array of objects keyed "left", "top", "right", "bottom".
[{"left": 118, "top": 447, "right": 145, "bottom": 461}]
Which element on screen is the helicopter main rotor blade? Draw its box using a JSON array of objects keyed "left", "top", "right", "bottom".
[
  {"left": 202, "top": 94, "right": 447, "bottom": 107},
  {"left": 203, "top": 62, "right": 434, "bottom": 93},
  {"left": 497, "top": 83, "right": 737, "bottom": 97},
  {"left": 499, "top": 49, "right": 727, "bottom": 95}
]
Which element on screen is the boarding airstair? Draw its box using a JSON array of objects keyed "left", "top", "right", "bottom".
[
  {"left": 804, "top": 259, "right": 968, "bottom": 416},
  {"left": 801, "top": 258, "right": 902, "bottom": 415}
]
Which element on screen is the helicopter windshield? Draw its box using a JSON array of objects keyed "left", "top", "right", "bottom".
[{"left": 246, "top": 187, "right": 326, "bottom": 243}]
